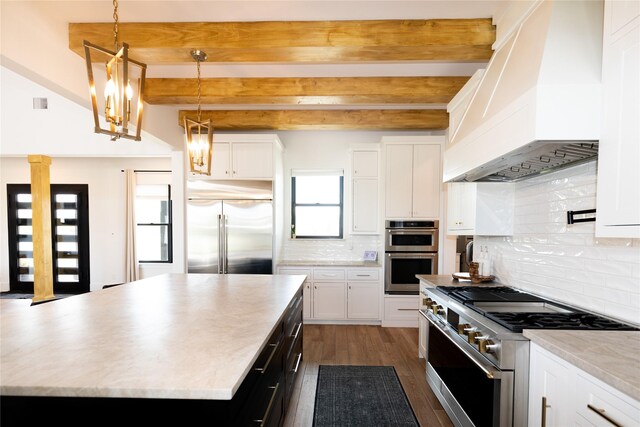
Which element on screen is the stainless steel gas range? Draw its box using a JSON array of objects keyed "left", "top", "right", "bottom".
[{"left": 420, "top": 285, "right": 638, "bottom": 427}]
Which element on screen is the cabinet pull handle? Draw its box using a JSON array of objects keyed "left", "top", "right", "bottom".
[
  {"left": 587, "top": 404, "right": 623, "bottom": 427},
  {"left": 255, "top": 341, "right": 280, "bottom": 375},
  {"left": 541, "top": 396, "right": 550, "bottom": 427},
  {"left": 292, "top": 352, "right": 303, "bottom": 374},
  {"left": 254, "top": 383, "right": 280, "bottom": 426},
  {"left": 398, "top": 308, "right": 418, "bottom": 311},
  {"left": 356, "top": 274, "right": 369, "bottom": 277},
  {"left": 292, "top": 322, "right": 302, "bottom": 341}
]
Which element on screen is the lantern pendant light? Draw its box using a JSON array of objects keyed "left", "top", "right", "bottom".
[
  {"left": 184, "top": 50, "right": 214, "bottom": 176},
  {"left": 83, "top": 0, "right": 146, "bottom": 141}
]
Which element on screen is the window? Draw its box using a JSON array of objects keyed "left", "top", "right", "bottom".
[
  {"left": 136, "top": 184, "right": 172, "bottom": 262},
  {"left": 291, "top": 171, "right": 344, "bottom": 239},
  {"left": 7, "top": 184, "right": 90, "bottom": 294}
]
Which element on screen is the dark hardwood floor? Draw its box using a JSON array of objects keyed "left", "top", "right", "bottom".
[{"left": 284, "top": 324, "right": 454, "bottom": 427}]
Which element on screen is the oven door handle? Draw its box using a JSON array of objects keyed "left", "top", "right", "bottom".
[{"left": 425, "top": 313, "right": 502, "bottom": 380}]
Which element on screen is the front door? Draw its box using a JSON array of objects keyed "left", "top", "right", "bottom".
[{"left": 6, "top": 184, "right": 90, "bottom": 294}]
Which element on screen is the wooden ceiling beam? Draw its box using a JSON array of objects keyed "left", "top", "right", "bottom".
[
  {"left": 178, "top": 109, "right": 449, "bottom": 130},
  {"left": 145, "top": 76, "right": 469, "bottom": 105},
  {"left": 69, "top": 19, "right": 495, "bottom": 63}
]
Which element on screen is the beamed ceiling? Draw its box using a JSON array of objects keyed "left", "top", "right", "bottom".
[{"left": 68, "top": 19, "right": 496, "bottom": 130}]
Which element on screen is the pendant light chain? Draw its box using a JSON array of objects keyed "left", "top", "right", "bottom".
[
  {"left": 196, "top": 58, "right": 202, "bottom": 123},
  {"left": 112, "top": 0, "right": 119, "bottom": 51}
]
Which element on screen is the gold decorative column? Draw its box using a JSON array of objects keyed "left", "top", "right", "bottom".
[{"left": 28, "top": 155, "right": 54, "bottom": 302}]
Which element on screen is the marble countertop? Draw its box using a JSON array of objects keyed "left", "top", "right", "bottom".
[
  {"left": 416, "top": 274, "right": 503, "bottom": 288},
  {"left": 524, "top": 330, "right": 640, "bottom": 401},
  {"left": 278, "top": 260, "right": 381, "bottom": 267},
  {"left": 0, "top": 273, "right": 305, "bottom": 400}
]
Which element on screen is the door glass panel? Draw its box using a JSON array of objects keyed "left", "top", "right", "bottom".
[
  {"left": 15, "top": 193, "right": 34, "bottom": 285},
  {"left": 54, "top": 193, "right": 79, "bottom": 286}
]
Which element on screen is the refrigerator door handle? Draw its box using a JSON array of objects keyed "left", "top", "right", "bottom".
[
  {"left": 217, "top": 214, "right": 224, "bottom": 274},
  {"left": 223, "top": 214, "right": 229, "bottom": 274}
]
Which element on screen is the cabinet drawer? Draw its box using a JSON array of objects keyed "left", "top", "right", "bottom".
[
  {"left": 346, "top": 269, "right": 380, "bottom": 281},
  {"left": 313, "top": 268, "right": 345, "bottom": 281},
  {"left": 278, "top": 268, "right": 312, "bottom": 281},
  {"left": 574, "top": 371, "right": 640, "bottom": 427},
  {"left": 384, "top": 297, "right": 419, "bottom": 321}
]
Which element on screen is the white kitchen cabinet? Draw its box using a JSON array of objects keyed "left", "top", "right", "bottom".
[
  {"left": 313, "top": 282, "right": 347, "bottom": 319},
  {"left": 528, "top": 343, "right": 572, "bottom": 427},
  {"left": 418, "top": 314, "right": 427, "bottom": 358},
  {"left": 277, "top": 266, "right": 381, "bottom": 323},
  {"left": 446, "top": 182, "right": 514, "bottom": 236},
  {"left": 209, "top": 140, "right": 275, "bottom": 180},
  {"left": 352, "top": 150, "right": 379, "bottom": 234},
  {"left": 352, "top": 150, "right": 378, "bottom": 177},
  {"left": 385, "top": 143, "right": 441, "bottom": 219},
  {"left": 352, "top": 178, "right": 378, "bottom": 234},
  {"left": 528, "top": 343, "right": 640, "bottom": 427},
  {"left": 574, "top": 371, "right": 640, "bottom": 427},
  {"left": 596, "top": 1, "right": 640, "bottom": 238},
  {"left": 347, "top": 282, "right": 379, "bottom": 319},
  {"left": 382, "top": 295, "right": 419, "bottom": 327}
]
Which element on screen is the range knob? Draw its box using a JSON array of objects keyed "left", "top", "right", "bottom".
[
  {"left": 457, "top": 323, "right": 471, "bottom": 334},
  {"left": 479, "top": 339, "right": 497, "bottom": 354},
  {"left": 467, "top": 331, "right": 479, "bottom": 343},
  {"left": 431, "top": 304, "right": 444, "bottom": 315},
  {"left": 422, "top": 297, "right": 433, "bottom": 306}
]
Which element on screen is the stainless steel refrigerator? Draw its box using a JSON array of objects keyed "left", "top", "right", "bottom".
[{"left": 187, "top": 180, "right": 273, "bottom": 274}]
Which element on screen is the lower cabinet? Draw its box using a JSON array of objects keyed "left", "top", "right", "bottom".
[
  {"left": 277, "top": 266, "right": 381, "bottom": 323},
  {"left": 528, "top": 343, "right": 640, "bottom": 427},
  {"left": 418, "top": 314, "right": 427, "bottom": 358},
  {"left": 382, "top": 295, "right": 419, "bottom": 327},
  {"left": 313, "top": 282, "right": 347, "bottom": 319}
]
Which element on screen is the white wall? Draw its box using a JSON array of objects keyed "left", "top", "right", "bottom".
[
  {"left": 475, "top": 162, "right": 640, "bottom": 325},
  {"left": 0, "top": 156, "right": 172, "bottom": 292}
]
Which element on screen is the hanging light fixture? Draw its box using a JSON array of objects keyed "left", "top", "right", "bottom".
[
  {"left": 83, "top": 0, "right": 146, "bottom": 141},
  {"left": 184, "top": 50, "right": 214, "bottom": 175}
]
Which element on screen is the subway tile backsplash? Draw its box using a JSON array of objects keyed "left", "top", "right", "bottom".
[
  {"left": 282, "top": 235, "right": 381, "bottom": 262},
  {"left": 475, "top": 162, "right": 640, "bottom": 326}
]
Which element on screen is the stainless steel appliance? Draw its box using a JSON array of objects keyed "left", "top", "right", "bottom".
[
  {"left": 187, "top": 180, "right": 273, "bottom": 274},
  {"left": 384, "top": 220, "right": 438, "bottom": 294},
  {"left": 420, "top": 285, "right": 638, "bottom": 427},
  {"left": 456, "top": 235, "right": 473, "bottom": 272}
]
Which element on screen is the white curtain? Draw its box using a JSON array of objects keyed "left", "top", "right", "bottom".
[{"left": 125, "top": 169, "right": 138, "bottom": 282}]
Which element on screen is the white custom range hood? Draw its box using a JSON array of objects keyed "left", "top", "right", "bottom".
[{"left": 444, "top": 0, "right": 603, "bottom": 182}]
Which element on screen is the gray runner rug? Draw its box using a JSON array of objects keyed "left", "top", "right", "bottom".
[{"left": 313, "top": 365, "right": 419, "bottom": 426}]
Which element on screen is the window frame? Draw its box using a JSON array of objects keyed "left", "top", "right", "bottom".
[
  {"left": 136, "top": 184, "right": 173, "bottom": 263},
  {"left": 291, "top": 174, "right": 344, "bottom": 239}
]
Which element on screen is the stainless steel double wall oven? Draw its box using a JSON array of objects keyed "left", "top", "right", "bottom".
[{"left": 384, "top": 220, "right": 438, "bottom": 294}]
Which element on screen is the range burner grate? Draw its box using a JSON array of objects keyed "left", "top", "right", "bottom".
[{"left": 485, "top": 312, "right": 640, "bottom": 332}]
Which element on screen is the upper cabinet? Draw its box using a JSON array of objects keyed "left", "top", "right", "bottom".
[
  {"left": 447, "top": 182, "right": 514, "bottom": 236},
  {"left": 206, "top": 136, "right": 280, "bottom": 180},
  {"left": 384, "top": 138, "right": 442, "bottom": 219},
  {"left": 596, "top": 0, "right": 640, "bottom": 238},
  {"left": 351, "top": 149, "right": 380, "bottom": 234}
]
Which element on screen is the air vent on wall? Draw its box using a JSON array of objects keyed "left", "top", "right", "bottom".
[{"left": 32, "top": 97, "right": 48, "bottom": 109}]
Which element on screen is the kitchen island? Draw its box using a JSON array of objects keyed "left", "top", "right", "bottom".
[{"left": 1, "top": 273, "right": 305, "bottom": 425}]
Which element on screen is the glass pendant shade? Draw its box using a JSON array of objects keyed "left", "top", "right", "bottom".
[
  {"left": 84, "top": 40, "right": 146, "bottom": 141},
  {"left": 184, "top": 117, "right": 214, "bottom": 175}
]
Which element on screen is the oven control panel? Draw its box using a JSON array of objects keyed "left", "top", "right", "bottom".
[{"left": 423, "top": 287, "right": 502, "bottom": 366}]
